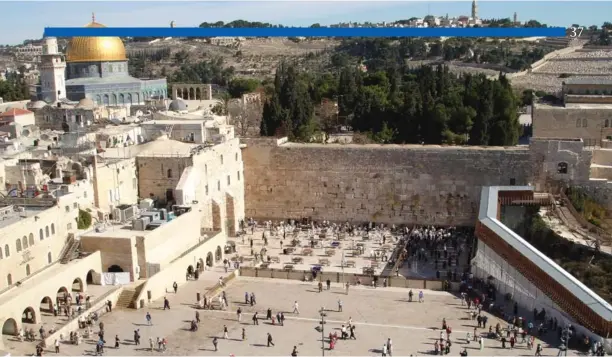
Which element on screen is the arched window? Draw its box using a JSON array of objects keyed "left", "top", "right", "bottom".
[
  {"left": 45, "top": 226, "right": 49, "bottom": 237},
  {"left": 16, "top": 239, "right": 22, "bottom": 252},
  {"left": 237, "top": 171, "right": 241, "bottom": 181},
  {"left": 582, "top": 118, "right": 588, "bottom": 128},
  {"left": 51, "top": 224, "right": 55, "bottom": 235},
  {"left": 26, "top": 264, "right": 31, "bottom": 276},
  {"left": 235, "top": 153, "right": 238, "bottom": 161},
  {"left": 7, "top": 274, "right": 12, "bottom": 285},
  {"left": 220, "top": 155, "right": 224, "bottom": 165},
  {"left": 167, "top": 169, "right": 173, "bottom": 178},
  {"left": 205, "top": 164, "right": 208, "bottom": 175},
  {"left": 576, "top": 119, "right": 582, "bottom": 128},
  {"left": 0, "top": 247, "right": 3, "bottom": 259},
  {"left": 557, "top": 162, "right": 569, "bottom": 174},
  {"left": 28, "top": 233, "right": 34, "bottom": 246},
  {"left": 4, "top": 244, "right": 9, "bottom": 257},
  {"left": 217, "top": 180, "right": 221, "bottom": 190},
  {"left": 22, "top": 236, "right": 28, "bottom": 249},
  {"left": 47, "top": 252, "right": 52, "bottom": 263},
  {"left": 39, "top": 228, "right": 44, "bottom": 240},
  {"left": 605, "top": 119, "right": 610, "bottom": 128}
]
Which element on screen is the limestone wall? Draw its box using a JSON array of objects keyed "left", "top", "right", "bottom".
[
  {"left": 533, "top": 105, "right": 612, "bottom": 144},
  {"left": 242, "top": 140, "right": 533, "bottom": 226}
]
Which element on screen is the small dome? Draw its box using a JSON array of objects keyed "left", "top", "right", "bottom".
[
  {"left": 76, "top": 98, "right": 95, "bottom": 109},
  {"left": 168, "top": 99, "right": 187, "bottom": 111}
]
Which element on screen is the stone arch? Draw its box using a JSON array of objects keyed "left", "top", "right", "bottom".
[
  {"left": 72, "top": 277, "right": 84, "bottom": 292},
  {"left": 182, "top": 88, "right": 188, "bottom": 100},
  {"left": 127, "top": 93, "right": 133, "bottom": 105},
  {"left": 96, "top": 95, "right": 102, "bottom": 105},
  {"left": 39, "top": 228, "right": 44, "bottom": 240},
  {"left": 119, "top": 93, "right": 125, "bottom": 105},
  {"left": 188, "top": 87, "right": 194, "bottom": 100},
  {"left": 4, "top": 244, "right": 10, "bottom": 257},
  {"left": 21, "top": 307, "right": 36, "bottom": 324},
  {"left": 196, "top": 87, "right": 201, "bottom": 100},
  {"left": 1, "top": 318, "right": 17, "bottom": 336},
  {"left": 28, "top": 233, "right": 34, "bottom": 246},
  {"left": 198, "top": 258, "right": 205, "bottom": 272},
  {"left": 22, "top": 236, "right": 28, "bottom": 249},
  {"left": 167, "top": 168, "right": 173, "bottom": 178},
  {"left": 215, "top": 246, "right": 222, "bottom": 262},
  {"left": 103, "top": 94, "right": 110, "bottom": 106},
  {"left": 16, "top": 238, "right": 22, "bottom": 253},
  {"left": 40, "top": 296, "right": 53, "bottom": 314},
  {"left": 7, "top": 273, "right": 12, "bottom": 285},
  {"left": 206, "top": 252, "right": 213, "bottom": 267},
  {"left": 56, "top": 286, "right": 68, "bottom": 305},
  {"left": 86, "top": 269, "right": 96, "bottom": 284},
  {"left": 26, "top": 264, "right": 31, "bottom": 276},
  {"left": 111, "top": 93, "right": 117, "bottom": 105},
  {"left": 51, "top": 224, "right": 55, "bottom": 235},
  {"left": 108, "top": 265, "right": 124, "bottom": 273}
]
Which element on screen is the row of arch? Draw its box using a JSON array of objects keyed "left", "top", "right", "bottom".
[
  {"left": 187, "top": 246, "right": 223, "bottom": 276},
  {"left": 172, "top": 86, "right": 211, "bottom": 101},
  {"left": 574, "top": 118, "right": 612, "bottom": 128},
  {"left": 93, "top": 90, "right": 167, "bottom": 106},
  {"left": 0, "top": 224, "right": 55, "bottom": 260},
  {"left": 2, "top": 272, "right": 94, "bottom": 337}
]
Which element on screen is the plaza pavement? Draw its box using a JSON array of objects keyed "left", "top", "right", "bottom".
[{"left": 11, "top": 273, "right": 576, "bottom": 356}]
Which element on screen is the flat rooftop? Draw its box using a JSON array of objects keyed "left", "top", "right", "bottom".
[
  {"left": 0, "top": 205, "right": 48, "bottom": 229},
  {"left": 81, "top": 221, "right": 165, "bottom": 239},
  {"left": 536, "top": 102, "right": 612, "bottom": 110}
]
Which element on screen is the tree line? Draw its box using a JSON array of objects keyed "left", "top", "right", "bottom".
[
  {"left": 0, "top": 70, "right": 30, "bottom": 102},
  {"left": 260, "top": 61, "right": 521, "bottom": 146}
]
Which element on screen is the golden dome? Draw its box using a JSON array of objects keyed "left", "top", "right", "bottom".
[{"left": 65, "top": 20, "right": 127, "bottom": 63}]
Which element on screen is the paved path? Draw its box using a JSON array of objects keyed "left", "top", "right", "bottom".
[{"left": 5, "top": 276, "right": 578, "bottom": 356}]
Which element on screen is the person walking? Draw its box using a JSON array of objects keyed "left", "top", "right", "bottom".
[
  {"left": 173, "top": 282, "right": 178, "bottom": 294},
  {"left": 293, "top": 301, "right": 300, "bottom": 314},
  {"left": 148, "top": 337, "right": 153, "bottom": 351},
  {"left": 195, "top": 311, "right": 200, "bottom": 324},
  {"left": 212, "top": 337, "right": 218, "bottom": 352},
  {"left": 223, "top": 325, "right": 229, "bottom": 339},
  {"left": 163, "top": 297, "right": 170, "bottom": 310},
  {"left": 242, "top": 328, "right": 246, "bottom": 341},
  {"left": 338, "top": 299, "right": 343, "bottom": 312},
  {"left": 237, "top": 307, "right": 242, "bottom": 322},
  {"left": 146, "top": 312, "right": 152, "bottom": 326},
  {"left": 54, "top": 339, "right": 60, "bottom": 353},
  {"left": 267, "top": 333, "right": 275, "bottom": 347}
]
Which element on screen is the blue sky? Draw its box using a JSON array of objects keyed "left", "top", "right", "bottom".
[{"left": 1, "top": 1, "right": 610, "bottom": 45}]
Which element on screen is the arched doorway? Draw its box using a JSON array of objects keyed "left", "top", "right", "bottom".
[
  {"left": 206, "top": 252, "right": 213, "bottom": 267},
  {"left": 72, "top": 278, "right": 83, "bottom": 292},
  {"left": 215, "top": 246, "right": 222, "bottom": 262},
  {"left": 1, "top": 318, "right": 17, "bottom": 336},
  {"left": 86, "top": 269, "right": 96, "bottom": 284},
  {"left": 108, "top": 265, "right": 124, "bottom": 273},
  {"left": 40, "top": 296, "right": 53, "bottom": 314},
  {"left": 198, "top": 258, "right": 205, "bottom": 272},
  {"left": 21, "top": 307, "right": 36, "bottom": 324}
]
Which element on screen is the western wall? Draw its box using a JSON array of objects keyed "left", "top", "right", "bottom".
[{"left": 242, "top": 138, "right": 539, "bottom": 226}]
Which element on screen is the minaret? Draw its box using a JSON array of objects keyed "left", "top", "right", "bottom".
[
  {"left": 471, "top": 0, "right": 478, "bottom": 20},
  {"left": 513, "top": 12, "right": 518, "bottom": 25},
  {"left": 39, "top": 37, "right": 66, "bottom": 103}
]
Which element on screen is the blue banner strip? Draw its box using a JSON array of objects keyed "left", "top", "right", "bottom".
[{"left": 44, "top": 27, "right": 567, "bottom": 38}]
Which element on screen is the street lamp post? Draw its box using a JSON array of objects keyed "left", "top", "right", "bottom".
[{"left": 319, "top": 308, "right": 327, "bottom": 357}]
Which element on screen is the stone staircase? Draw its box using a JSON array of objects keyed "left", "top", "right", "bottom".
[
  {"left": 60, "top": 236, "right": 80, "bottom": 264},
  {"left": 115, "top": 281, "right": 146, "bottom": 309}
]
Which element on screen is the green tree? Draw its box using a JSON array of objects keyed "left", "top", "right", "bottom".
[{"left": 227, "top": 78, "right": 260, "bottom": 98}]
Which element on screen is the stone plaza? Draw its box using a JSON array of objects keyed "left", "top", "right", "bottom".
[{"left": 6, "top": 269, "right": 577, "bottom": 356}]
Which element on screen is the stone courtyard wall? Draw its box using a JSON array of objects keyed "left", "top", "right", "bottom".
[{"left": 242, "top": 139, "right": 534, "bottom": 226}]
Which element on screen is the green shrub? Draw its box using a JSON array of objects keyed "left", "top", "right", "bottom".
[{"left": 76, "top": 209, "right": 92, "bottom": 230}]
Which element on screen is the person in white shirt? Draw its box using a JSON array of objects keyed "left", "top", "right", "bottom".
[{"left": 293, "top": 301, "right": 299, "bottom": 314}]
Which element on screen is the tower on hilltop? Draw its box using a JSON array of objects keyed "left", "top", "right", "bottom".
[
  {"left": 471, "top": 0, "right": 478, "bottom": 20},
  {"left": 514, "top": 12, "right": 518, "bottom": 25},
  {"left": 39, "top": 37, "right": 66, "bottom": 103}
]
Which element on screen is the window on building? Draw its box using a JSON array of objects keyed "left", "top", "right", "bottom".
[
  {"left": 4, "top": 244, "right": 9, "bottom": 257},
  {"left": 605, "top": 119, "right": 610, "bottom": 128},
  {"left": 167, "top": 169, "right": 173, "bottom": 178},
  {"left": 576, "top": 119, "right": 582, "bottom": 128},
  {"left": 0, "top": 247, "right": 2, "bottom": 259},
  {"left": 237, "top": 171, "right": 241, "bottom": 181},
  {"left": 205, "top": 185, "right": 209, "bottom": 195},
  {"left": 220, "top": 155, "right": 224, "bottom": 165},
  {"left": 65, "top": 205, "right": 70, "bottom": 213},
  {"left": 227, "top": 175, "right": 231, "bottom": 186},
  {"left": 26, "top": 264, "right": 31, "bottom": 276},
  {"left": 84, "top": 191, "right": 88, "bottom": 198},
  {"left": 67, "top": 223, "right": 72, "bottom": 230},
  {"left": 22, "top": 236, "right": 28, "bottom": 249},
  {"left": 558, "top": 162, "right": 569, "bottom": 174},
  {"left": 47, "top": 252, "right": 52, "bottom": 264},
  {"left": 582, "top": 118, "right": 588, "bottom": 128},
  {"left": 39, "top": 229, "right": 44, "bottom": 240},
  {"left": 235, "top": 153, "right": 238, "bottom": 161},
  {"left": 7, "top": 274, "right": 11, "bottom": 285},
  {"left": 51, "top": 224, "right": 55, "bottom": 235},
  {"left": 133, "top": 178, "right": 137, "bottom": 189},
  {"left": 16, "top": 239, "right": 22, "bottom": 252},
  {"left": 205, "top": 164, "right": 207, "bottom": 175},
  {"left": 218, "top": 180, "right": 221, "bottom": 191},
  {"left": 73, "top": 202, "right": 78, "bottom": 209},
  {"left": 45, "top": 226, "right": 49, "bottom": 238},
  {"left": 28, "top": 233, "right": 34, "bottom": 246}
]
